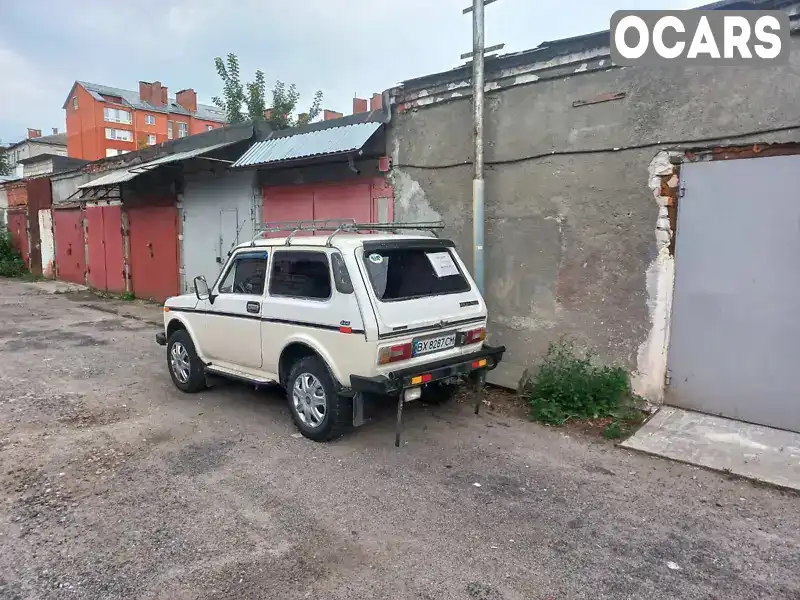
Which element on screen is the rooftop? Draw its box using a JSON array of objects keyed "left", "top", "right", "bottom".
[
  {"left": 396, "top": 0, "right": 800, "bottom": 93},
  {"left": 17, "top": 152, "right": 83, "bottom": 165},
  {"left": 4, "top": 132, "right": 67, "bottom": 151},
  {"left": 66, "top": 81, "right": 227, "bottom": 123},
  {"left": 234, "top": 121, "right": 382, "bottom": 168},
  {"left": 233, "top": 108, "right": 386, "bottom": 168}
]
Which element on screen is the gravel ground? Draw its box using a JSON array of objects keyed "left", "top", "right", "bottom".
[{"left": 1, "top": 279, "right": 798, "bottom": 600}]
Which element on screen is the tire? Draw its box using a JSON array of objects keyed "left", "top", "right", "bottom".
[
  {"left": 286, "top": 356, "right": 351, "bottom": 442},
  {"left": 420, "top": 382, "right": 457, "bottom": 405},
  {"left": 166, "top": 329, "right": 206, "bottom": 393}
]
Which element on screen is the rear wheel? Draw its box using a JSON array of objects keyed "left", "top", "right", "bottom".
[
  {"left": 167, "top": 329, "right": 206, "bottom": 393},
  {"left": 287, "top": 356, "right": 351, "bottom": 442}
]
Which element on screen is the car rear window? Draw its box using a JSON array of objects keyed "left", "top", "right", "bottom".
[{"left": 362, "top": 247, "right": 470, "bottom": 302}]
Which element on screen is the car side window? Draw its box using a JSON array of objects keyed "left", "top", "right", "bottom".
[
  {"left": 269, "top": 251, "right": 331, "bottom": 300},
  {"left": 218, "top": 253, "right": 268, "bottom": 296}
]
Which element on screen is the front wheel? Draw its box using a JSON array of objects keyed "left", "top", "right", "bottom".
[
  {"left": 166, "top": 329, "right": 206, "bottom": 393},
  {"left": 287, "top": 356, "right": 351, "bottom": 442}
]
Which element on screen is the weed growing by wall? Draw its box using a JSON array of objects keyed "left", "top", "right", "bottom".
[
  {"left": 521, "top": 339, "right": 645, "bottom": 438},
  {"left": 0, "top": 227, "right": 26, "bottom": 277}
]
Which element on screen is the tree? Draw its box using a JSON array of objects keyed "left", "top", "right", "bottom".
[
  {"left": 0, "top": 143, "right": 11, "bottom": 176},
  {"left": 212, "top": 54, "right": 246, "bottom": 124},
  {"left": 212, "top": 53, "right": 323, "bottom": 129}
]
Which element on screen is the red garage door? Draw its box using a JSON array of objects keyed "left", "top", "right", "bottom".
[
  {"left": 262, "top": 178, "right": 393, "bottom": 235},
  {"left": 54, "top": 208, "right": 86, "bottom": 285},
  {"left": 85, "top": 205, "right": 125, "bottom": 293},
  {"left": 85, "top": 207, "right": 106, "bottom": 291},
  {"left": 127, "top": 204, "right": 179, "bottom": 302},
  {"left": 7, "top": 210, "right": 29, "bottom": 267}
]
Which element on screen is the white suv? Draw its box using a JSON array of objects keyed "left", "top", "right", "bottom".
[{"left": 156, "top": 221, "right": 505, "bottom": 444}]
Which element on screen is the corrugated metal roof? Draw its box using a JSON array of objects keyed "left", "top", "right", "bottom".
[
  {"left": 78, "top": 168, "right": 139, "bottom": 189},
  {"left": 79, "top": 141, "right": 239, "bottom": 189},
  {"left": 232, "top": 122, "right": 382, "bottom": 168},
  {"left": 138, "top": 141, "right": 237, "bottom": 168}
]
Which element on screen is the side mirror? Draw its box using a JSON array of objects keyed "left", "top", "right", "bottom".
[{"left": 193, "top": 276, "right": 210, "bottom": 301}]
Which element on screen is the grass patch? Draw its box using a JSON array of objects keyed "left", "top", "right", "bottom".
[
  {"left": 521, "top": 339, "right": 646, "bottom": 439},
  {"left": 117, "top": 291, "right": 136, "bottom": 301},
  {"left": 0, "top": 226, "right": 27, "bottom": 278}
]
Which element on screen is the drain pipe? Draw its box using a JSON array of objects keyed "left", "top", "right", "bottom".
[
  {"left": 380, "top": 89, "right": 392, "bottom": 124},
  {"left": 471, "top": 0, "right": 486, "bottom": 294}
]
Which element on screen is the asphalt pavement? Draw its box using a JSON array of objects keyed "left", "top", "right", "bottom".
[{"left": 0, "top": 278, "right": 798, "bottom": 600}]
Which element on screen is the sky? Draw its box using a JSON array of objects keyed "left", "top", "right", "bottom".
[{"left": 0, "top": 0, "right": 700, "bottom": 143}]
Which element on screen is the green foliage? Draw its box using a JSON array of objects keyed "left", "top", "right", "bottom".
[
  {"left": 0, "top": 226, "right": 26, "bottom": 277},
  {"left": 0, "top": 150, "right": 11, "bottom": 176},
  {"left": 118, "top": 291, "right": 136, "bottom": 301},
  {"left": 602, "top": 421, "right": 625, "bottom": 440},
  {"left": 212, "top": 53, "right": 323, "bottom": 128},
  {"left": 521, "top": 339, "right": 645, "bottom": 435},
  {"left": 212, "top": 54, "right": 247, "bottom": 124},
  {"left": 246, "top": 69, "right": 267, "bottom": 125}
]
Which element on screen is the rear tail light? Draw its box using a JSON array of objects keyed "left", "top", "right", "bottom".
[
  {"left": 466, "top": 327, "right": 486, "bottom": 344},
  {"left": 378, "top": 342, "right": 413, "bottom": 365}
]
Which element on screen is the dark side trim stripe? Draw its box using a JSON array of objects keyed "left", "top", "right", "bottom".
[{"left": 167, "top": 307, "right": 365, "bottom": 334}]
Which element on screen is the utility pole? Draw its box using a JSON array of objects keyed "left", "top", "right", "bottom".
[{"left": 462, "top": 0, "right": 501, "bottom": 295}]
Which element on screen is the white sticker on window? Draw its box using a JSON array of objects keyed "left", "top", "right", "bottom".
[
  {"left": 368, "top": 253, "right": 383, "bottom": 264},
  {"left": 426, "top": 251, "right": 459, "bottom": 278}
]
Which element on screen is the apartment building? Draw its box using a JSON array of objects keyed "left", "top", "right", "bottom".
[{"left": 63, "top": 80, "right": 227, "bottom": 161}]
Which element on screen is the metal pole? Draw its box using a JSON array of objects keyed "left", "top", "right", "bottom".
[{"left": 472, "top": 0, "right": 485, "bottom": 294}]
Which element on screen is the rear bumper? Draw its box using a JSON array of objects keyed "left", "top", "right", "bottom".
[
  {"left": 156, "top": 332, "right": 166, "bottom": 346},
  {"left": 350, "top": 344, "right": 506, "bottom": 395}
]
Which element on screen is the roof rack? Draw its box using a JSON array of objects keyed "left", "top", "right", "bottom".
[{"left": 250, "top": 219, "right": 445, "bottom": 246}]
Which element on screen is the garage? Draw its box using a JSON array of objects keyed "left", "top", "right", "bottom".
[
  {"left": 181, "top": 170, "right": 257, "bottom": 292},
  {"left": 85, "top": 202, "right": 125, "bottom": 293},
  {"left": 231, "top": 116, "right": 391, "bottom": 236},
  {"left": 53, "top": 207, "right": 86, "bottom": 285},
  {"left": 127, "top": 201, "right": 179, "bottom": 303},
  {"left": 667, "top": 154, "right": 800, "bottom": 432}
]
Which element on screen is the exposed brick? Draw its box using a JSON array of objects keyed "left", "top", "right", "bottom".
[{"left": 176, "top": 89, "right": 197, "bottom": 113}]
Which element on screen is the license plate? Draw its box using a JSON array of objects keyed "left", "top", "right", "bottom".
[{"left": 412, "top": 331, "right": 457, "bottom": 356}]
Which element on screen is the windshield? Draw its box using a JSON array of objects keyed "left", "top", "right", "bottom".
[{"left": 362, "top": 247, "right": 471, "bottom": 302}]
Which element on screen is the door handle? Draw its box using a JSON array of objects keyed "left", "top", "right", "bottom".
[{"left": 246, "top": 301, "right": 260, "bottom": 314}]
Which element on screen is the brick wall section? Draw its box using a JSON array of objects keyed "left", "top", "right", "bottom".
[
  {"left": 176, "top": 89, "right": 197, "bottom": 113},
  {"left": 7, "top": 183, "right": 27, "bottom": 207}
]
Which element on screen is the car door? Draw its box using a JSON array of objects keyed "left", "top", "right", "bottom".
[
  {"left": 196, "top": 249, "right": 268, "bottom": 370},
  {"left": 260, "top": 249, "right": 346, "bottom": 377}
]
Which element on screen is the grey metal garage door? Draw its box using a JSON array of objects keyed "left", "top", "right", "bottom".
[
  {"left": 181, "top": 171, "right": 257, "bottom": 293},
  {"left": 667, "top": 155, "right": 800, "bottom": 432}
]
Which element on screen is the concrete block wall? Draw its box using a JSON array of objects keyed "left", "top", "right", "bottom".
[{"left": 387, "top": 33, "right": 800, "bottom": 395}]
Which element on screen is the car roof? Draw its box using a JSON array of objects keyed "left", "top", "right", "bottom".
[{"left": 234, "top": 233, "right": 449, "bottom": 252}]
